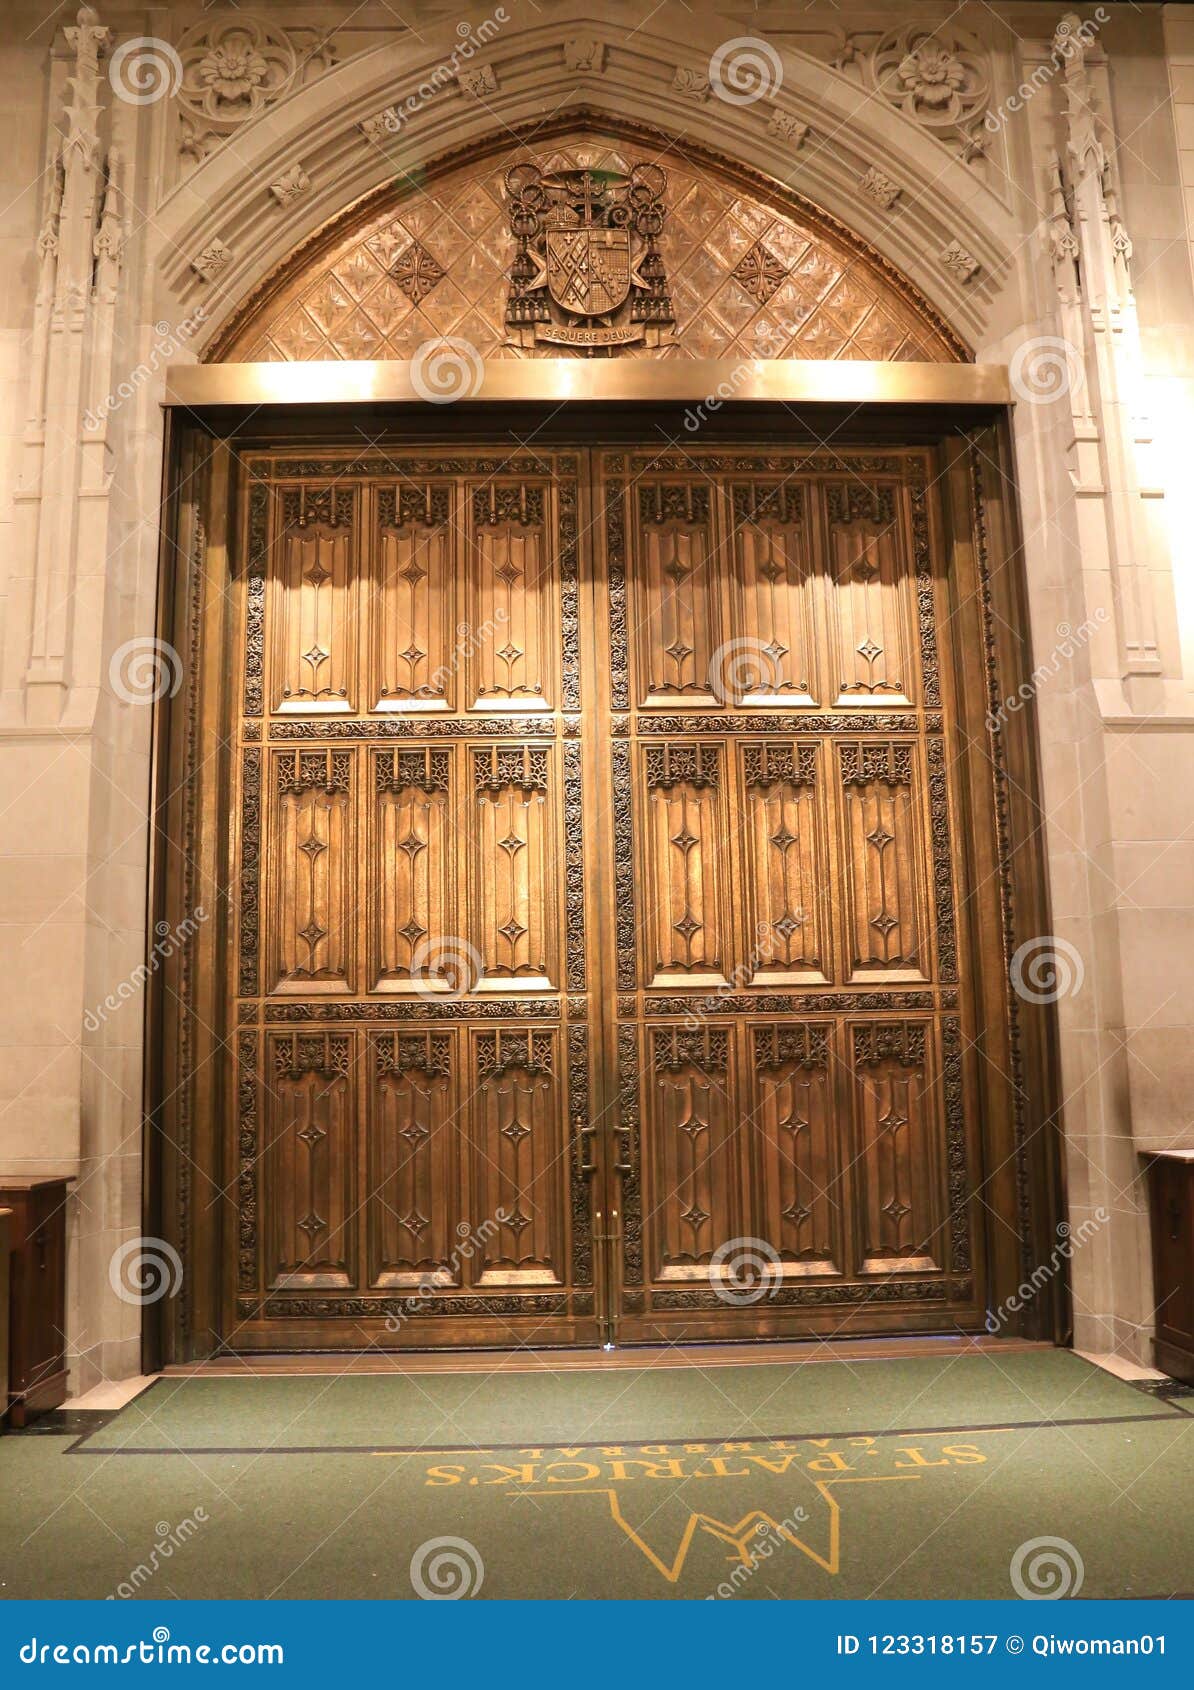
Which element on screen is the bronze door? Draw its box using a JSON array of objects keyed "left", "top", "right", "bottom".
[
  {"left": 228, "top": 450, "right": 601, "bottom": 1349},
  {"left": 219, "top": 440, "right": 998, "bottom": 1351},
  {"left": 597, "top": 448, "right": 987, "bottom": 1342}
]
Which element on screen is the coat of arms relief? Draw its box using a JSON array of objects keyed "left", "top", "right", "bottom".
[{"left": 504, "top": 162, "right": 677, "bottom": 351}]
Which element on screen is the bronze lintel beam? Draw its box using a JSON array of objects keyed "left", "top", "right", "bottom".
[{"left": 164, "top": 358, "right": 1010, "bottom": 410}]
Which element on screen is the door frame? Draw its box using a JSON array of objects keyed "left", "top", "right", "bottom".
[{"left": 144, "top": 370, "right": 1066, "bottom": 1367}]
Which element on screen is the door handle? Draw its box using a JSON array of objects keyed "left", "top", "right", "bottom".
[{"left": 575, "top": 1117, "right": 597, "bottom": 1179}]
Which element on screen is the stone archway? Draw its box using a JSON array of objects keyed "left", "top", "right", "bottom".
[{"left": 149, "top": 5, "right": 1020, "bottom": 363}]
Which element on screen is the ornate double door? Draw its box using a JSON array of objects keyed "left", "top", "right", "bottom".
[{"left": 224, "top": 441, "right": 995, "bottom": 1350}]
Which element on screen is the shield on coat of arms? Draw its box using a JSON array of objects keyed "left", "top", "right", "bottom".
[{"left": 545, "top": 227, "right": 632, "bottom": 316}]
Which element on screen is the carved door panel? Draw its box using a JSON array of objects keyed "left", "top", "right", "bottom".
[
  {"left": 600, "top": 449, "right": 985, "bottom": 1341},
  {"left": 228, "top": 451, "right": 598, "bottom": 1349},
  {"left": 221, "top": 440, "right": 998, "bottom": 1350}
]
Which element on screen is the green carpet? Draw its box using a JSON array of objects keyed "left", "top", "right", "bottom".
[
  {"left": 2, "top": 1351, "right": 1191, "bottom": 1600},
  {"left": 73, "top": 1350, "right": 1171, "bottom": 1454}
]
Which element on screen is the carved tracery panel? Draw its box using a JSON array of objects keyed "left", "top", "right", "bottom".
[
  {"left": 741, "top": 742, "right": 829, "bottom": 983},
  {"left": 606, "top": 445, "right": 977, "bottom": 1337},
  {"left": 264, "top": 1032, "right": 355, "bottom": 1290},
  {"left": 272, "top": 489, "right": 356, "bottom": 714},
  {"left": 751, "top": 1024, "right": 840, "bottom": 1272},
  {"left": 371, "top": 748, "right": 454, "bottom": 991},
  {"left": 368, "top": 1031, "right": 458, "bottom": 1287},
  {"left": 230, "top": 450, "right": 590, "bottom": 1349},
  {"left": 372, "top": 484, "right": 455, "bottom": 711}
]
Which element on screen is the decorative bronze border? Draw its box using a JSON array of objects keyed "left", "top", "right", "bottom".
[
  {"left": 568, "top": 1022, "right": 593, "bottom": 1286},
  {"left": 631, "top": 453, "right": 907, "bottom": 476},
  {"left": 649, "top": 1278, "right": 958, "bottom": 1311},
  {"left": 634, "top": 712, "right": 939, "bottom": 735},
  {"left": 263, "top": 998, "right": 562, "bottom": 1021},
  {"left": 640, "top": 991, "right": 941, "bottom": 1015},
  {"left": 247, "top": 454, "right": 554, "bottom": 480},
  {"left": 236, "top": 1030, "right": 259, "bottom": 1293},
  {"left": 563, "top": 740, "right": 586, "bottom": 992},
  {"left": 174, "top": 514, "right": 206, "bottom": 1341},
  {"left": 908, "top": 463, "right": 941, "bottom": 711},
  {"left": 237, "top": 748, "right": 261, "bottom": 997},
  {"left": 260, "top": 1295, "right": 570, "bottom": 1319},
  {"left": 558, "top": 468, "right": 580, "bottom": 713},
  {"left": 616, "top": 1023, "right": 642, "bottom": 1286},
  {"left": 243, "top": 482, "right": 268, "bottom": 720},
  {"left": 271, "top": 718, "right": 555, "bottom": 739},
  {"left": 611, "top": 739, "right": 636, "bottom": 990},
  {"left": 942, "top": 1014, "right": 971, "bottom": 1275},
  {"left": 926, "top": 736, "right": 959, "bottom": 983},
  {"left": 969, "top": 445, "right": 1033, "bottom": 1269},
  {"left": 604, "top": 462, "right": 629, "bottom": 712}
]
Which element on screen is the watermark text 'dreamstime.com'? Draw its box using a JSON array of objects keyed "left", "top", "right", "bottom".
[{"left": 18, "top": 1629, "right": 283, "bottom": 1666}]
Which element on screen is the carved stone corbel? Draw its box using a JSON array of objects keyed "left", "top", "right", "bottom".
[
  {"left": 269, "top": 163, "right": 311, "bottom": 207},
  {"left": 672, "top": 67, "right": 711, "bottom": 102},
  {"left": 564, "top": 36, "right": 605, "bottom": 74},
  {"left": 457, "top": 64, "right": 498, "bottom": 99},
  {"left": 767, "top": 110, "right": 809, "bottom": 146},
  {"left": 191, "top": 239, "right": 234, "bottom": 282},
  {"left": 860, "top": 165, "right": 901, "bottom": 209}
]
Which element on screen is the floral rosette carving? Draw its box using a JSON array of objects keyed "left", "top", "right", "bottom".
[
  {"left": 175, "top": 14, "right": 338, "bottom": 166},
  {"left": 872, "top": 26, "right": 991, "bottom": 161},
  {"left": 180, "top": 17, "right": 295, "bottom": 125}
]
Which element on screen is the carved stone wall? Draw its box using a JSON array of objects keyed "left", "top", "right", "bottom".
[
  {"left": 216, "top": 132, "right": 961, "bottom": 364},
  {"left": 0, "top": 0, "right": 1192, "bottom": 1385}
]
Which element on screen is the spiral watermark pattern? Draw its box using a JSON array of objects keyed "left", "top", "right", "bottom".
[
  {"left": 1010, "top": 1536, "right": 1085, "bottom": 1599},
  {"left": 109, "top": 637, "right": 184, "bottom": 705},
  {"left": 709, "top": 1237, "right": 782, "bottom": 1305},
  {"left": 109, "top": 1237, "right": 183, "bottom": 1307},
  {"left": 709, "top": 37, "right": 783, "bottom": 106},
  {"left": 109, "top": 37, "right": 183, "bottom": 106},
  {"left": 410, "top": 935, "right": 482, "bottom": 999},
  {"left": 1009, "top": 336, "right": 1084, "bottom": 405},
  {"left": 708, "top": 637, "right": 783, "bottom": 703},
  {"left": 410, "top": 1536, "right": 485, "bottom": 1599},
  {"left": 1010, "top": 935, "right": 1084, "bottom": 1004},
  {"left": 410, "top": 337, "right": 485, "bottom": 403}
]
